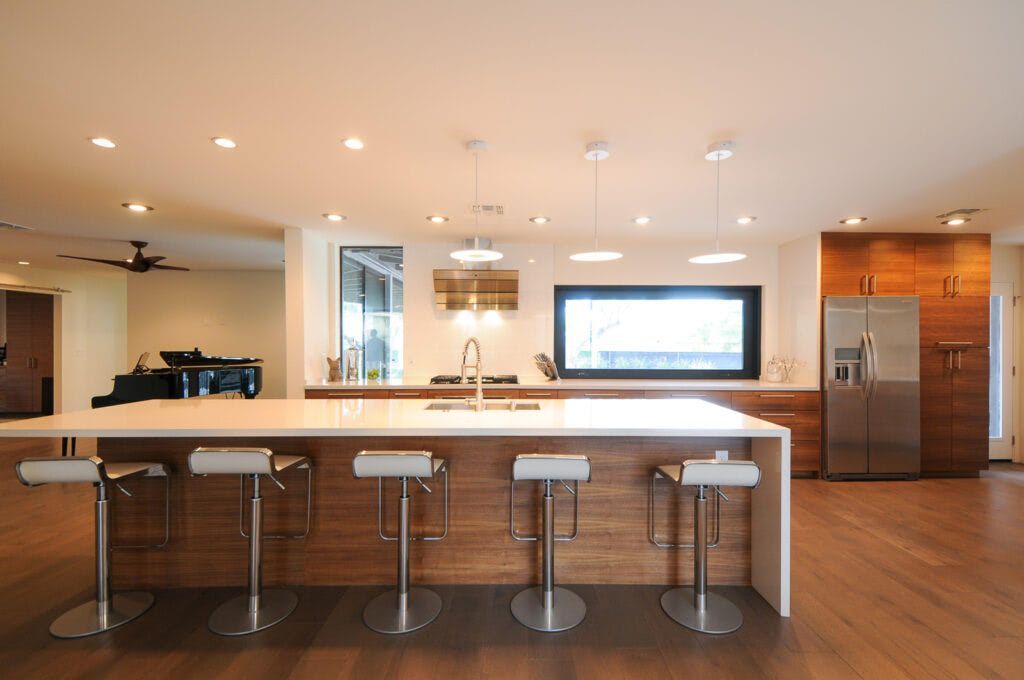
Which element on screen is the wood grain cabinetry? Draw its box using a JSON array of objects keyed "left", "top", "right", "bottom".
[
  {"left": 643, "top": 390, "right": 732, "bottom": 407},
  {"left": 821, "top": 234, "right": 915, "bottom": 296},
  {"left": 557, "top": 389, "right": 645, "bottom": 399},
  {"left": 951, "top": 348, "right": 989, "bottom": 472},
  {"left": 305, "top": 389, "right": 388, "bottom": 399},
  {"left": 1, "top": 292, "right": 53, "bottom": 414}
]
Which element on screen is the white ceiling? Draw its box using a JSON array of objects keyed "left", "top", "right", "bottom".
[{"left": 2, "top": 1, "right": 1023, "bottom": 270}]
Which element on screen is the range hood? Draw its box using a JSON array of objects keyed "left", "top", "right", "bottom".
[{"left": 433, "top": 268, "right": 519, "bottom": 310}]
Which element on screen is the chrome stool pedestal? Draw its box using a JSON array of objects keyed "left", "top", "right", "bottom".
[
  {"left": 652, "top": 457, "right": 761, "bottom": 635},
  {"left": 509, "top": 454, "right": 590, "bottom": 633},
  {"left": 189, "top": 447, "right": 312, "bottom": 636},
  {"left": 353, "top": 450, "right": 449, "bottom": 635},
  {"left": 15, "top": 456, "right": 170, "bottom": 638}
]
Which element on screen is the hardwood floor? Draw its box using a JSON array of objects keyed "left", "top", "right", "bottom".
[{"left": 0, "top": 436, "right": 1021, "bottom": 679}]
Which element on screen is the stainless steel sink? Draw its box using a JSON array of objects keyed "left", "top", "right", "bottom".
[{"left": 425, "top": 401, "right": 541, "bottom": 411}]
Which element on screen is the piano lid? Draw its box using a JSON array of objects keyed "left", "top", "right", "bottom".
[{"left": 159, "top": 348, "right": 263, "bottom": 368}]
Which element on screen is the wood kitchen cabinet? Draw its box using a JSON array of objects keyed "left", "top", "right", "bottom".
[
  {"left": 918, "top": 347, "right": 989, "bottom": 473},
  {"left": 820, "top": 233, "right": 915, "bottom": 296},
  {"left": 918, "top": 295, "right": 989, "bottom": 348},
  {"left": 915, "top": 234, "right": 991, "bottom": 297}
]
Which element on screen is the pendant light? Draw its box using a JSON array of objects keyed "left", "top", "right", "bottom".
[
  {"left": 570, "top": 141, "right": 622, "bottom": 262},
  {"left": 450, "top": 140, "right": 503, "bottom": 262},
  {"left": 689, "top": 141, "right": 747, "bottom": 264}
]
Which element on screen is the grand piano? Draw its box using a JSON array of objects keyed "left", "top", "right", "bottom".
[{"left": 92, "top": 349, "right": 263, "bottom": 408}]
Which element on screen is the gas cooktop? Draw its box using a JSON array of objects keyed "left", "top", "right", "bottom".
[{"left": 430, "top": 374, "right": 519, "bottom": 385}]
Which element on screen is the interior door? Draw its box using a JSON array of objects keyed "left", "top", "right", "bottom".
[
  {"left": 2, "top": 291, "right": 35, "bottom": 413},
  {"left": 866, "top": 296, "right": 920, "bottom": 475},
  {"left": 989, "top": 284, "right": 1014, "bottom": 460}
]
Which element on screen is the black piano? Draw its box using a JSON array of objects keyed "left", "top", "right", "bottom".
[{"left": 92, "top": 349, "right": 263, "bottom": 408}]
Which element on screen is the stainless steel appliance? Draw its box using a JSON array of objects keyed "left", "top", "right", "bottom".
[{"left": 823, "top": 296, "right": 920, "bottom": 479}]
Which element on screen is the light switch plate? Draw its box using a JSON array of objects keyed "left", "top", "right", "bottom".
[{"left": 715, "top": 450, "right": 729, "bottom": 461}]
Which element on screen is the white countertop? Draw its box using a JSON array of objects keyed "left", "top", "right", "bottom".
[
  {"left": 305, "top": 376, "right": 818, "bottom": 392},
  {"left": 0, "top": 398, "right": 791, "bottom": 439}
]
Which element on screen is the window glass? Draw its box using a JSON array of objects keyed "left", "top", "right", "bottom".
[{"left": 341, "top": 247, "right": 403, "bottom": 379}]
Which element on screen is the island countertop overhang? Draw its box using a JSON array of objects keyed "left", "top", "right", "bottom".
[{"left": 0, "top": 398, "right": 791, "bottom": 440}]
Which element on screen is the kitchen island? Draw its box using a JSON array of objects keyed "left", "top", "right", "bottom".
[{"left": 0, "top": 397, "right": 790, "bottom": 616}]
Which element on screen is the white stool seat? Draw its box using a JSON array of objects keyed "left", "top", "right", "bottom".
[
  {"left": 16, "top": 456, "right": 168, "bottom": 487},
  {"left": 352, "top": 450, "right": 442, "bottom": 478},
  {"left": 512, "top": 454, "right": 591, "bottom": 482},
  {"left": 188, "top": 447, "right": 308, "bottom": 476},
  {"left": 680, "top": 459, "right": 761, "bottom": 488}
]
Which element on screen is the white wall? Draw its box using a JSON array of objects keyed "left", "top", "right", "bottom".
[
  {"left": 992, "top": 244, "right": 1022, "bottom": 462},
  {"left": 0, "top": 264, "right": 127, "bottom": 412},
  {"left": 284, "top": 228, "right": 331, "bottom": 394},
  {"left": 778, "top": 234, "right": 821, "bottom": 386},
  {"left": 401, "top": 241, "right": 795, "bottom": 381},
  {"left": 126, "top": 271, "right": 286, "bottom": 398}
]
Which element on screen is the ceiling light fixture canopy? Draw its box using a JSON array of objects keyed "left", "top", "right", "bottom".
[
  {"left": 689, "top": 141, "right": 746, "bottom": 265},
  {"left": 570, "top": 141, "right": 622, "bottom": 262},
  {"left": 449, "top": 140, "right": 503, "bottom": 262}
]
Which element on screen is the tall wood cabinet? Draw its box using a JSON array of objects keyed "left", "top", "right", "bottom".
[
  {"left": 0, "top": 291, "right": 54, "bottom": 414},
  {"left": 821, "top": 232, "right": 991, "bottom": 475}
]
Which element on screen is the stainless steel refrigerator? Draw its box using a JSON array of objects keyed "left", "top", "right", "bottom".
[{"left": 823, "top": 296, "right": 920, "bottom": 479}]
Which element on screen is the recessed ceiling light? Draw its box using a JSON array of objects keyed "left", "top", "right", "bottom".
[
  {"left": 322, "top": 213, "right": 346, "bottom": 222},
  {"left": 737, "top": 216, "right": 757, "bottom": 225},
  {"left": 633, "top": 216, "right": 652, "bottom": 225},
  {"left": 211, "top": 137, "right": 237, "bottom": 149},
  {"left": 529, "top": 216, "right": 550, "bottom": 224},
  {"left": 427, "top": 215, "right": 449, "bottom": 223},
  {"left": 528, "top": 258, "right": 536, "bottom": 263},
  {"left": 942, "top": 217, "right": 970, "bottom": 226},
  {"left": 90, "top": 137, "right": 116, "bottom": 149},
  {"left": 840, "top": 217, "right": 867, "bottom": 225},
  {"left": 17, "top": 261, "right": 30, "bottom": 265},
  {"left": 342, "top": 138, "right": 364, "bottom": 150},
  {"left": 121, "top": 203, "right": 153, "bottom": 212}
]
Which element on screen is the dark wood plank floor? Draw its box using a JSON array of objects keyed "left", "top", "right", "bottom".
[{"left": 0, "top": 435, "right": 1021, "bottom": 679}]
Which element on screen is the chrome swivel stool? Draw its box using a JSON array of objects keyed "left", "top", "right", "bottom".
[
  {"left": 15, "top": 455, "right": 170, "bottom": 638},
  {"left": 651, "top": 457, "right": 761, "bottom": 634},
  {"left": 509, "top": 453, "right": 591, "bottom": 633},
  {"left": 188, "top": 447, "right": 312, "bottom": 636},
  {"left": 352, "top": 450, "right": 449, "bottom": 634}
]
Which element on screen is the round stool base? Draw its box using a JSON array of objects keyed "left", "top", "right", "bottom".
[
  {"left": 510, "top": 586, "right": 586, "bottom": 633},
  {"left": 363, "top": 587, "right": 442, "bottom": 635},
  {"left": 50, "top": 591, "right": 154, "bottom": 639},
  {"left": 660, "top": 587, "right": 743, "bottom": 634},
  {"left": 208, "top": 589, "right": 298, "bottom": 636}
]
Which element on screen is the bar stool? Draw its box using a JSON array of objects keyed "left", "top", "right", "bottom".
[
  {"left": 509, "top": 453, "right": 591, "bottom": 633},
  {"left": 651, "top": 457, "right": 761, "bottom": 634},
  {"left": 352, "top": 450, "right": 449, "bottom": 634},
  {"left": 188, "top": 447, "right": 313, "bottom": 636},
  {"left": 15, "top": 455, "right": 170, "bottom": 638}
]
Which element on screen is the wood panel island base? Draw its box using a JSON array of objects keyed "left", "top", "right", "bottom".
[{"left": 0, "top": 398, "right": 791, "bottom": 617}]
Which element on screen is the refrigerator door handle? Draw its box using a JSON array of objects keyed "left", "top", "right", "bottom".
[
  {"left": 861, "top": 332, "right": 873, "bottom": 401},
  {"left": 868, "top": 331, "right": 880, "bottom": 399}
]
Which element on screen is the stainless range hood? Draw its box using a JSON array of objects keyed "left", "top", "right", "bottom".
[{"left": 433, "top": 268, "right": 519, "bottom": 310}]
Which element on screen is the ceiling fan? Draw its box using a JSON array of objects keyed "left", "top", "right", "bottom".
[{"left": 58, "top": 241, "right": 190, "bottom": 272}]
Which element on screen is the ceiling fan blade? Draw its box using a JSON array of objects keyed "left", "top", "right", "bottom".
[
  {"left": 150, "top": 263, "right": 191, "bottom": 271},
  {"left": 143, "top": 255, "right": 166, "bottom": 264},
  {"left": 57, "top": 255, "right": 133, "bottom": 269}
]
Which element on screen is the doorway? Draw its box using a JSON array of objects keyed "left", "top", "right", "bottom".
[
  {"left": 989, "top": 282, "right": 1015, "bottom": 460},
  {"left": 0, "top": 290, "right": 55, "bottom": 417}
]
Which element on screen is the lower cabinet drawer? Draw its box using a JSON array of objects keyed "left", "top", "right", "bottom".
[
  {"left": 421, "top": 389, "right": 521, "bottom": 399},
  {"left": 732, "top": 391, "right": 820, "bottom": 410},
  {"left": 791, "top": 440, "right": 821, "bottom": 474},
  {"left": 518, "top": 390, "right": 559, "bottom": 399},
  {"left": 742, "top": 410, "right": 821, "bottom": 441},
  {"left": 305, "top": 389, "right": 388, "bottom": 399},
  {"left": 643, "top": 390, "right": 732, "bottom": 407},
  {"left": 558, "top": 390, "right": 646, "bottom": 399}
]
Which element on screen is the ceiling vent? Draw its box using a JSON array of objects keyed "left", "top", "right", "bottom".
[
  {"left": 0, "top": 220, "right": 33, "bottom": 232},
  {"left": 935, "top": 208, "right": 984, "bottom": 219},
  {"left": 433, "top": 268, "right": 519, "bottom": 310},
  {"left": 472, "top": 204, "right": 504, "bottom": 215}
]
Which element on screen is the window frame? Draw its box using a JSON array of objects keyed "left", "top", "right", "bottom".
[{"left": 552, "top": 284, "right": 762, "bottom": 380}]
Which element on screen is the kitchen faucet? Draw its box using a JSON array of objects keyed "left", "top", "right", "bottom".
[{"left": 461, "top": 336, "right": 484, "bottom": 411}]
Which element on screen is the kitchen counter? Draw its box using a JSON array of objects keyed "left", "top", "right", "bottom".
[
  {"left": 305, "top": 376, "right": 818, "bottom": 391},
  {"left": 0, "top": 398, "right": 789, "bottom": 617}
]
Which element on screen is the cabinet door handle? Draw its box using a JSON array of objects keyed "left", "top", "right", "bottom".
[
  {"left": 759, "top": 412, "right": 796, "bottom": 418},
  {"left": 869, "top": 274, "right": 877, "bottom": 295},
  {"left": 392, "top": 392, "right": 421, "bottom": 397},
  {"left": 328, "top": 392, "right": 363, "bottom": 397},
  {"left": 860, "top": 275, "right": 867, "bottom": 295},
  {"left": 947, "top": 351, "right": 953, "bottom": 370},
  {"left": 936, "top": 341, "right": 973, "bottom": 346},
  {"left": 953, "top": 274, "right": 961, "bottom": 296},
  {"left": 759, "top": 394, "right": 795, "bottom": 398},
  {"left": 523, "top": 392, "right": 553, "bottom": 397},
  {"left": 956, "top": 350, "right": 962, "bottom": 370},
  {"left": 943, "top": 275, "right": 951, "bottom": 297},
  {"left": 584, "top": 393, "right": 618, "bottom": 397}
]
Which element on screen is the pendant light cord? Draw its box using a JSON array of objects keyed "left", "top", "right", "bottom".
[
  {"left": 473, "top": 151, "right": 480, "bottom": 250},
  {"left": 714, "top": 154, "right": 721, "bottom": 253},
  {"left": 593, "top": 155, "right": 599, "bottom": 249}
]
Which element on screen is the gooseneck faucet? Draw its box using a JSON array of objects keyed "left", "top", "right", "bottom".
[{"left": 461, "top": 336, "right": 484, "bottom": 411}]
